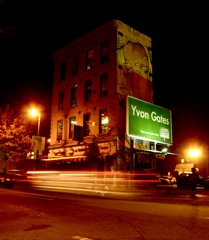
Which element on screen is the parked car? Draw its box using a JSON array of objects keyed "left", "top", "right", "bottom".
[
  {"left": 0, "top": 176, "right": 14, "bottom": 188},
  {"left": 0, "top": 170, "right": 27, "bottom": 189},
  {"left": 158, "top": 175, "right": 177, "bottom": 185},
  {"left": 177, "top": 173, "right": 206, "bottom": 189},
  {"left": 203, "top": 176, "right": 209, "bottom": 189}
]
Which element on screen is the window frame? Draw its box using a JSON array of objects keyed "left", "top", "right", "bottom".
[
  {"left": 100, "top": 40, "right": 109, "bottom": 63},
  {"left": 83, "top": 113, "right": 91, "bottom": 137},
  {"left": 69, "top": 116, "right": 76, "bottom": 139},
  {"left": 86, "top": 48, "right": 93, "bottom": 70},
  {"left": 72, "top": 54, "right": 79, "bottom": 76},
  {"left": 71, "top": 84, "right": 78, "bottom": 107},
  {"left": 57, "top": 119, "right": 63, "bottom": 142},
  {"left": 100, "top": 72, "right": 108, "bottom": 97},
  {"left": 99, "top": 109, "right": 109, "bottom": 134},
  {"left": 84, "top": 79, "right": 92, "bottom": 102},
  {"left": 58, "top": 89, "right": 65, "bottom": 110}
]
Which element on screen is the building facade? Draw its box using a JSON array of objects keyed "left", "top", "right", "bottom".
[{"left": 47, "top": 19, "right": 155, "bottom": 172}]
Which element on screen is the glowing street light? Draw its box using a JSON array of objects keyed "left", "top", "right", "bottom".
[
  {"left": 29, "top": 109, "right": 41, "bottom": 136},
  {"left": 188, "top": 149, "right": 201, "bottom": 158},
  {"left": 188, "top": 148, "right": 201, "bottom": 165}
]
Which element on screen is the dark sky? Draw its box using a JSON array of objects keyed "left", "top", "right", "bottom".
[{"left": 0, "top": 0, "right": 209, "bottom": 154}]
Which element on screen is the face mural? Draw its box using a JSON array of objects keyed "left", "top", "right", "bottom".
[
  {"left": 117, "top": 20, "right": 152, "bottom": 102},
  {"left": 123, "top": 42, "right": 149, "bottom": 79}
]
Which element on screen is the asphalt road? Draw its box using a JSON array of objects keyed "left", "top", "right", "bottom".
[
  {"left": 9, "top": 181, "right": 209, "bottom": 205},
  {"left": 1, "top": 187, "right": 209, "bottom": 240}
]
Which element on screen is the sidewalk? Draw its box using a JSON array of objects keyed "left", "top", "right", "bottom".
[
  {"left": 104, "top": 184, "right": 209, "bottom": 204},
  {"left": 131, "top": 185, "right": 209, "bottom": 204}
]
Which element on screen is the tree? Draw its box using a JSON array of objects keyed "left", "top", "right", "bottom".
[{"left": 0, "top": 105, "right": 33, "bottom": 163}]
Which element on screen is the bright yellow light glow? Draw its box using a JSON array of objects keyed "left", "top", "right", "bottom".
[
  {"left": 188, "top": 149, "right": 201, "bottom": 158},
  {"left": 28, "top": 108, "right": 41, "bottom": 136},
  {"left": 29, "top": 109, "right": 39, "bottom": 117},
  {"left": 102, "top": 116, "right": 108, "bottom": 124}
]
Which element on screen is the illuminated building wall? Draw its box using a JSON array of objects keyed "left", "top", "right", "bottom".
[{"left": 49, "top": 19, "right": 152, "bottom": 157}]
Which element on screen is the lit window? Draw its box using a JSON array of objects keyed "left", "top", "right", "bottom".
[
  {"left": 57, "top": 120, "right": 63, "bottom": 141},
  {"left": 86, "top": 48, "right": 93, "bottom": 70},
  {"left": 69, "top": 117, "right": 76, "bottom": 139},
  {"left": 99, "top": 109, "right": 108, "bottom": 133}
]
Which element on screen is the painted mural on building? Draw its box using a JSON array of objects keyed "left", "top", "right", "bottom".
[{"left": 116, "top": 20, "right": 153, "bottom": 103}]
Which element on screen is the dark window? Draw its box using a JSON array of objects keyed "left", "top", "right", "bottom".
[
  {"left": 69, "top": 116, "right": 76, "bottom": 139},
  {"left": 84, "top": 79, "right": 92, "bottom": 102},
  {"left": 60, "top": 61, "right": 66, "bottom": 80},
  {"left": 57, "top": 120, "right": 63, "bottom": 141},
  {"left": 100, "top": 73, "right": 108, "bottom": 97},
  {"left": 72, "top": 55, "right": 79, "bottom": 76},
  {"left": 71, "top": 84, "right": 78, "bottom": 106},
  {"left": 74, "top": 125, "right": 83, "bottom": 142},
  {"left": 99, "top": 109, "right": 108, "bottom": 133},
  {"left": 100, "top": 40, "right": 109, "bottom": 63},
  {"left": 86, "top": 48, "right": 93, "bottom": 70},
  {"left": 83, "top": 113, "right": 90, "bottom": 137},
  {"left": 58, "top": 90, "right": 64, "bottom": 110}
]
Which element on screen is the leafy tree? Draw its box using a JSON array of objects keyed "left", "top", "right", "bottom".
[{"left": 0, "top": 105, "right": 33, "bottom": 163}]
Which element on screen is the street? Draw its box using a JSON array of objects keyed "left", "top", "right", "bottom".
[{"left": 1, "top": 187, "right": 209, "bottom": 240}]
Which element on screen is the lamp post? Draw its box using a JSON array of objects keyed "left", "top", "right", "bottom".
[
  {"left": 37, "top": 113, "right": 40, "bottom": 136},
  {"left": 29, "top": 109, "right": 41, "bottom": 136},
  {"left": 29, "top": 108, "right": 42, "bottom": 169}
]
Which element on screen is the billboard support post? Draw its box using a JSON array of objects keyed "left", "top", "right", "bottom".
[{"left": 129, "top": 139, "right": 134, "bottom": 188}]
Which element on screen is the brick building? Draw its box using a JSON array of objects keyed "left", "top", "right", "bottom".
[{"left": 47, "top": 19, "right": 156, "bottom": 172}]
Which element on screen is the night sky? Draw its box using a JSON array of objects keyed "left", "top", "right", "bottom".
[{"left": 0, "top": 1, "right": 208, "bottom": 155}]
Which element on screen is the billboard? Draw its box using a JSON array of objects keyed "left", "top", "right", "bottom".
[{"left": 126, "top": 96, "right": 172, "bottom": 145}]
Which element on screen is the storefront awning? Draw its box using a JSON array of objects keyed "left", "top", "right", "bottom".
[
  {"left": 174, "top": 163, "right": 195, "bottom": 173},
  {"left": 40, "top": 156, "right": 88, "bottom": 162}
]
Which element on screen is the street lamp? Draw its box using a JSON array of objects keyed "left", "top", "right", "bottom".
[
  {"left": 29, "top": 108, "right": 42, "bottom": 167},
  {"left": 29, "top": 109, "right": 41, "bottom": 136},
  {"left": 188, "top": 148, "right": 201, "bottom": 165}
]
